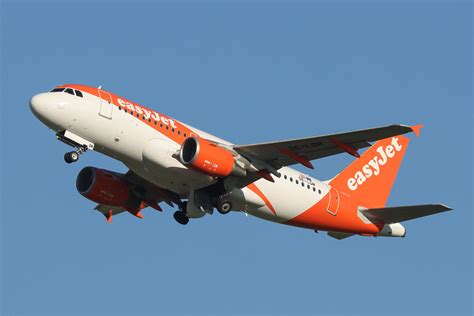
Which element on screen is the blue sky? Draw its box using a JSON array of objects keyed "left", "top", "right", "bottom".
[{"left": 1, "top": 1, "right": 472, "bottom": 315}]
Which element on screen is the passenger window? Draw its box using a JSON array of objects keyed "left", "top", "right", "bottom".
[
  {"left": 184, "top": 133, "right": 187, "bottom": 137},
  {"left": 64, "top": 88, "right": 74, "bottom": 95},
  {"left": 313, "top": 187, "right": 316, "bottom": 192},
  {"left": 290, "top": 177, "right": 293, "bottom": 182},
  {"left": 307, "top": 185, "right": 310, "bottom": 189},
  {"left": 301, "top": 182, "right": 305, "bottom": 187},
  {"left": 75, "top": 90, "right": 83, "bottom": 97},
  {"left": 318, "top": 189, "right": 321, "bottom": 194},
  {"left": 50, "top": 88, "right": 64, "bottom": 92},
  {"left": 178, "top": 131, "right": 181, "bottom": 135},
  {"left": 295, "top": 180, "right": 299, "bottom": 184},
  {"left": 284, "top": 175, "right": 287, "bottom": 180}
]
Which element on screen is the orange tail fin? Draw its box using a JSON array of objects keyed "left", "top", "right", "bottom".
[{"left": 329, "top": 134, "right": 414, "bottom": 209}]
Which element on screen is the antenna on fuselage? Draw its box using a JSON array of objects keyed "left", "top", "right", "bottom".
[{"left": 98, "top": 85, "right": 102, "bottom": 90}]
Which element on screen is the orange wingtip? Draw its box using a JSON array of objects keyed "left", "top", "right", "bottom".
[
  {"left": 411, "top": 124, "right": 424, "bottom": 137},
  {"left": 136, "top": 211, "right": 143, "bottom": 219}
]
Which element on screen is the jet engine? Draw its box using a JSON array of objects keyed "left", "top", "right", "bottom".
[
  {"left": 179, "top": 137, "right": 246, "bottom": 178},
  {"left": 76, "top": 167, "right": 139, "bottom": 208}
]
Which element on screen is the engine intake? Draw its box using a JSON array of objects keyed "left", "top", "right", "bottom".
[
  {"left": 179, "top": 137, "right": 246, "bottom": 178},
  {"left": 76, "top": 167, "right": 138, "bottom": 208}
]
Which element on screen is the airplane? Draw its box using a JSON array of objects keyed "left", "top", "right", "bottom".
[{"left": 29, "top": 84, "right": 452, "bottom": 239}]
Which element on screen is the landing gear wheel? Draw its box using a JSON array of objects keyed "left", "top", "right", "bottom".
[
  {"left": 173, "top": 211, "right": 189, "bottom": 225},
  {"left": 217, "top": 201, "right": 232, "bottom": 214},
  {"left": 64, "top": 151, "right": 79, "bottom": 164}
]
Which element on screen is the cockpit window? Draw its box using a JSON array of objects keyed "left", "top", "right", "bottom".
[
  {"left": 74, "top": 90, "right": 83, "bottom": 97},
  {"left": 50, "top": 88, "right": 65, "bottom": 92},
  {"left": 64, "top": 88, "right": 75, "bottom": 95}
]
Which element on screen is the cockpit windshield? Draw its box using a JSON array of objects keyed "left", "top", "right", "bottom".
[
  {"left": 64, "top": 88, "right": 75, "bottom": 95},
  {"left": 50, "top": 87, "right": 84, "bottom": 98}
]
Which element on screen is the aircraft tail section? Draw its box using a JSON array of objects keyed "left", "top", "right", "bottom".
[{"left": 329, "top": 127, "right": 420, "bottom": 209}]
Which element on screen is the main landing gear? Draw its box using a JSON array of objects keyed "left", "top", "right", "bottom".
[
  {"left": 172, "top": 194, "right": 233, "bottom": 226},
  {"left": 217, "top": 200, "right": 232, "bottom": 215},
  {"left": 216, "top": 194, "right": 233, "bottom": 215},
  {"left": 173, "top": 202, "right": 189, "bottom": 225}
]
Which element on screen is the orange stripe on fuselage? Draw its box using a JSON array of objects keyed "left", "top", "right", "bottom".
[
  {"left": 247, "top": 183, "right": 277, "bottom": 215},
  {"left": 58, "top": 84, "right": 199, "bottom": 144}
]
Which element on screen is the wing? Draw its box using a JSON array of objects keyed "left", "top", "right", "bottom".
[
  {"left": 94, "top": 204, "right": 127, "bottom": 223},
  {"left": 93, "top": 170, "right": 183, "bottom": 223},
  {"left": 234, "top": 124, "right": 419, "bottom": 169}
]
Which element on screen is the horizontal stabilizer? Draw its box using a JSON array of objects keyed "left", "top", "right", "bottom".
[{"left": 362, "top": 204, "right": 452, "bottom": 224}]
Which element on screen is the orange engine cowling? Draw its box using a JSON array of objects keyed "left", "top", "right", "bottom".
[
  {"left": 76, "top": 167, "right": 137, "bottom": 208},
  {"left": 179, "top": 137, "right": 246, "bottom": 178}
]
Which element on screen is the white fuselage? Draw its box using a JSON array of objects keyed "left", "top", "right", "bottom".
[{"left": 30, "top": 87, "right": 331, "bottom": 225}]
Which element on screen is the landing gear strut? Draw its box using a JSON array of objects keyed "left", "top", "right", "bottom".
[{"left": 173, "top": 202, "right": 189, "bottom": 225}]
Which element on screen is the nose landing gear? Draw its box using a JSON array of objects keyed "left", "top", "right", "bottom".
[
  {"left": 64, "top": 146, "right": 87, "bottom": 164},
  {"left": 64, "top": 151, "right": 79, "bottom": 163},
  {"left": 56, "top": 131, "right": 94, "bottom": 164}
]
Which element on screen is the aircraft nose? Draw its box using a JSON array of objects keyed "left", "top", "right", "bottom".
[
  {"left": 29, "top": 92, "right": 65, "bottom": 130},
  {"left": 29, "top": 93, "right": 49, "bottom": 118}
]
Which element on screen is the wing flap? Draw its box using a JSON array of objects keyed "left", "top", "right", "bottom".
[{"left": 361, "top": 204, "right": 452, "bottom": 224}]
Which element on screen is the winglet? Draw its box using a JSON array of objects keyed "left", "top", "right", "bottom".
[{"left": 410, "top": 124, "right": 424, "bottom": 137}]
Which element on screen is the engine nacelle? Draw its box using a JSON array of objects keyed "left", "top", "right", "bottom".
[
  {"left": 179, "top": 137, "right": 246, "bottom": 178},
  {"left": 76, "top": 167, "right": 137, "bottom": 208}
]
